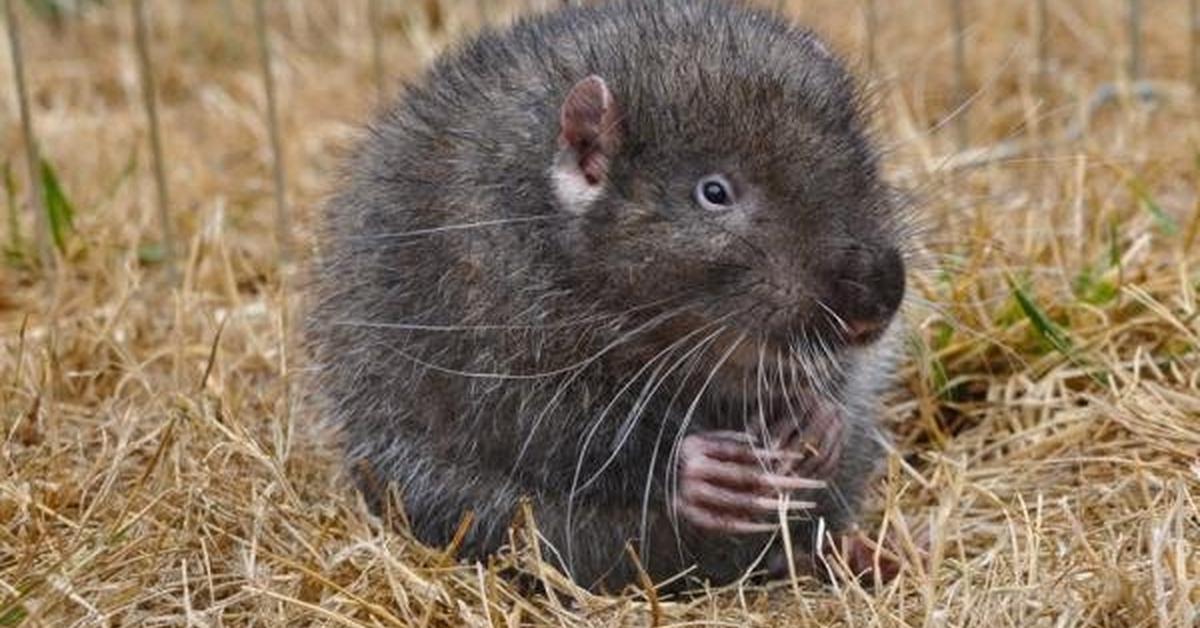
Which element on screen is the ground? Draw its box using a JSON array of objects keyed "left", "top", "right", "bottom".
[{"left": 0, "top": 0, "right": 1197, "bottom": 625}]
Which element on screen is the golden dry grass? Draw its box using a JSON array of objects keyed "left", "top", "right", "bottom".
[{"left": 1, "top": 0, "right": 1198, "bottom": 625}]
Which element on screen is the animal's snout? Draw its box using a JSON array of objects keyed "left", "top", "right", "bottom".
[{"left": 824, "top": 244, "right": 905, "bottom": 345}]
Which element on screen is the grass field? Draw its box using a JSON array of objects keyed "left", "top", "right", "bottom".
[{"left": 1, "top": 0, "right": 1198, "bottom": 625}]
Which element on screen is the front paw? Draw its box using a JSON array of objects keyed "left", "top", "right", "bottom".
[
  {"left": 675, "top": 431, "right": 824, "bottom": 534},
  {"left": 772, "top": 402, "right": 844, "bottom": 480}
]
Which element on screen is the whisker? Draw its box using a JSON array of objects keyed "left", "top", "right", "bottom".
[
  {"left": 512, "top": 301, "right": 705, "bottom": 469},
  {"left": 345, "top": 214, "right": 562, "bottom": 241},
  {"left": 813, "top": 299, "right": 850, "bottom": 337},
  {"left": 638, "top": 328, "right": 721, "bottom": 560},
  {"left": 579, "top": 320, "right": 734, "bottom": 492},
  {"left": 387, "top": 299, "right": 688, "bottom": 382},
  {"left": 565, "top": 315, "right": 733, "bottom": 569},
  {"left": 664, "top": 331, "right": 747, "bottom": 548},
  {"left": 330, "top": 294, "right": 683, "bottom": 333}
]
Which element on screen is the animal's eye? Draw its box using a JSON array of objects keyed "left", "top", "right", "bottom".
[{"left": 695, "top": 175, "right": 735, "bottom": 210}]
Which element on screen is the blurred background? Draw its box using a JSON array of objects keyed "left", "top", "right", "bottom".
[
  {"left": 2, "top": 0, "right": 1196, "bottom": 288},
  {"left": 1, "top": 1, "right": 1197, "bottom": 625}
]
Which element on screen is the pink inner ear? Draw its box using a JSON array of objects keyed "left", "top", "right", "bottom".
[{"left": 559, "top": 75, "right": 620, "bottom": 185}]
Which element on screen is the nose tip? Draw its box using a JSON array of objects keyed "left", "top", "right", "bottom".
[{"left": 829, "top": 245, "right": 905, "bottom": 345}]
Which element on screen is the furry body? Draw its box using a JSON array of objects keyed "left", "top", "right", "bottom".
[{"left": 307, "top": 0, "right": 910, "bottom": 590}]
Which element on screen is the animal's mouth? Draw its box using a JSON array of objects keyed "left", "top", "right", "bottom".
[{"left": 843, "top": 318, "right": 889, "bottom": 346}]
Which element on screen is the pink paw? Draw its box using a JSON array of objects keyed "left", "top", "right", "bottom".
[
  {"left": 766, "top": 528, "right": 909, "bottom": 585},
  {"left": 838, "top": 530, "right": 903, "bottom": 584},
  {"left": 675, "top": 431, "right": 824, "bottom": 534}
]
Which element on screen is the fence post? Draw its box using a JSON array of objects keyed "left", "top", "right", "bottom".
[
  {"left": 252, "top": 0, "right": 294, "bottom": 447},
  {"left": 369, "top": 0, "right": 385, "bottom": 103},
  {"left": 1036, "top": 0, "right": 1049, "bottom": 95},
  {"left": 1127, "top": 0, "right": 1141, "bottom": 82},
  {"left": 1191, "top": 0, "right": 1198, "bottom": 93},
  {"left": 252, "top": 0, "right": 290, "bottom": 264},
  {"left": 3, "top": 0, "right": 51, "bottom": 270},
  {"left": 864, "top": 0, "right": 878, "bottom": 72},
  {"left": 132, "top": 0, "right": 178, "bottom": 281},
  {"left": 949, "top": 0, "right": 969, "bottom": 149}
]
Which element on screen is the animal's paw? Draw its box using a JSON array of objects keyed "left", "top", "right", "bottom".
[
  {"left": 824, "top": 525, "right": 929, "bottom": 585},
  {"left": 836, "top": 529, "right": 904, "bottom": 584},
  {"left": 675, "top": 430, "right": 824, "bottom": 534},
  {"left": 765, "top": 526, "right": 921, "bottom": 586},
  {"left": 771, "top": 402, "right": 844, "bottom": 480}
]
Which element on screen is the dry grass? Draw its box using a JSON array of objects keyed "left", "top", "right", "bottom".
[{"left": 1, "top": 0, "right": 1198, "bottom": 625}]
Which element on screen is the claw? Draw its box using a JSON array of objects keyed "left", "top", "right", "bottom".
[
  {"left": 750, "top": 447, "right": 811, "bottom": 462},
  {"left": 688, "top": 437, "right": 812, "bottom": 466},
  {"left": 676, "top": 431, "right": 826, "bottom": 535},
  {"left": 676, "top": 502, "right": 781, "bottom": 534},
  {"left": 704, "top": 430, "right": 757, "bottom": 444},
  {"left": 688, "top": 459, "right": 825, "bottom": 492},
  {"left": 684, "top": 481, "right": 816, "bottom": 513},
  {"left": 775, "top": 403, "right": 845, "bottom": 479}
]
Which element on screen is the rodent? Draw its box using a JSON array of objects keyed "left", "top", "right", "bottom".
[{"left": 306, "top": 0, "right": 911, "bottom": 591}]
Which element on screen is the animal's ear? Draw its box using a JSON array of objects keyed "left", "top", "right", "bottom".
[{"left": 552, "top": 75, "right": 621, "bottom": 214}]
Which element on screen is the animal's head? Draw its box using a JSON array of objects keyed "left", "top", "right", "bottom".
[{"left": 547, "top": 17, "right": 908, "bottom": 378}]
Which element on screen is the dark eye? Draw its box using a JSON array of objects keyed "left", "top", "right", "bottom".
[{"left": 695, "top": 175, "right": 735, "bottom": 210}]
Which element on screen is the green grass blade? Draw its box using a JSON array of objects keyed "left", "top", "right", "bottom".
[
  {"left": 1106, "top": 220, "right": 1120, "bottom": 268},
  {"left": 1006, "top": 276, "right": 1074, "bottom": 356},
  {"left": 39, "top": 158, "right": 75, "bottom": 254},
  {"left": 2, "top": 161, "right": 21, "bottom": 263},
  {"left": 0, "top": 605, "right": 26, "bottom": 627},
  {"left": 1129, "top": 179, "right": 1178, "bottom": 236}
]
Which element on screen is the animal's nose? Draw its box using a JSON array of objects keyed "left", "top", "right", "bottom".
[{"left": 825, "top": 245, "right": 905, "bottom": 345}]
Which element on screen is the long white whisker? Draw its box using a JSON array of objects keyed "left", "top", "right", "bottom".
[
  {"left": 564, "top": 316, "right": 732, "bottom": 570},
  {"left": 664, "top": 331, "right": 748, "bottom": 552},
  {"left": 579, "top": 321, "right": 733, "bottom": 492},
  {"left": 512, "top": 302, "right": 703, "bottom": 469},
  {"left": 332, "top": 294, "right": 683, "bottom": 332},
  {"left": 394, "top": 299, "right": 687, "bottom": 382},
  {"left": 638, "top": 330, "right": 722, "bottom": 561},
  {"left": 813, "top": 299, "right": 849, "bottom": 336},
  {"left": 347, "top": 215, "right": 561, "bottom": 241},
  {"left": 775, "top": 347, "right": 804, "bottom": 441}
]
